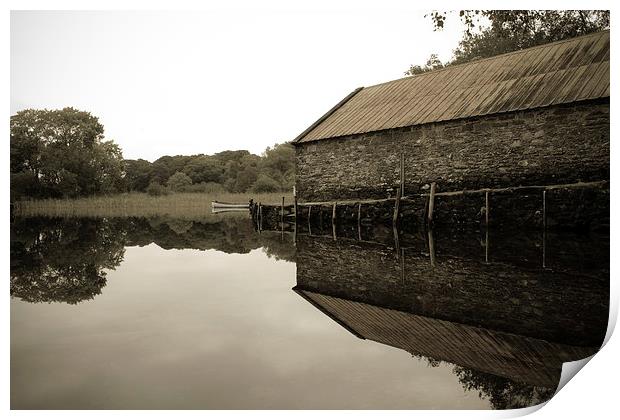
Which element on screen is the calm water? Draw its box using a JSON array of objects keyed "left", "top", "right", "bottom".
[{"left": 10, "top": 214, "right": 609, "bottom": 409}]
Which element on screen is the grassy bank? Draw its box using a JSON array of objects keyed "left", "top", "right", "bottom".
[{"left": 13, "top": 192, "right": 293, "bottom": 219}]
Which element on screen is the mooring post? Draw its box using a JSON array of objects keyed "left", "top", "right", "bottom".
[
  {"left": 293, "top": 186, "right": 298, "bottom": 224},
  {"left": 542, "top": 189, "right": 547, "bottom": 230},
  {"left": 393, "top": 185, "right": 402, "bottom": 225},
  {"left": 485, "top": 228, "right": 489, "bottom": 263},
  {"left": 542, "top": 189, "right": 547, "bottom": 268},
  {"left": 485, "top": 190, "right": 490, "bottom": 226},
  {"left": 332, "top": 203, "right": 337, "bottom": 240},
  {"left": 427, "top": 228, "right": 436, "bottom": 267},
  {"left": 400, "top": 152, "right": 405, "bottom": 197},
  {"left": 393, "top": 223, "right": 400, "bottom": 260},
  {"left": 281, "top": 196, "right": 285, "bottom": 227},
  {"left": 542, "top": 228, "right": 547, "bottom": 269},
  {"left": 357, "top": 202, "right": 362, "bottom": 241},
  {"left": 400, "top": 248, "right": 405, "bottom": 286},
  {"left": 427, "top": 182, "right": 437, "bottom": 225}
]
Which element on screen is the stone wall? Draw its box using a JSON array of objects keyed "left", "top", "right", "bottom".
[{"left": 295, "top": 99, "right": 610, "bottom": 202}]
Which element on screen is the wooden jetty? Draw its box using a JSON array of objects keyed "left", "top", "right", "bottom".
[{"left": 250, "top": 176, "right": 609, "bottom": 236}]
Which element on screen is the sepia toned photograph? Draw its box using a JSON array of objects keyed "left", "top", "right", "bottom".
[{"left": 7, "top": 2, "right": 613, "bottom": 414}]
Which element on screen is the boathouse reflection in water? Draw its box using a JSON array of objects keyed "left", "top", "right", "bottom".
[{"left": 292, "top": 222, "right": 608, "bottom": 409}]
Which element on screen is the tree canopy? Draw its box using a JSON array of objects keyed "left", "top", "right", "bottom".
[
  {"left": 406, "top": 10, "right": 610, "bottom": 75},
  {"left": 11, "top": 107, "right": 297, "bottom": 200},
  {"left": 123, "top": 142, "right": 294, "bottom": 195},
  {"left": 10, "top": 108, "right": 125, "bottom": 200}
]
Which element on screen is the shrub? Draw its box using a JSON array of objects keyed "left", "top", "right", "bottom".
[
  {"left": 166, "top": 171, "right": 193, "bottom": 192},
  {"left": 251, "top": 174, "right": 281, "bottom": 193},
  {"left": 184, "top": 181, "right": 226, "bottom": 193},
  {"left": 146, "top": 181, "right": 169, "bottom": 196}
]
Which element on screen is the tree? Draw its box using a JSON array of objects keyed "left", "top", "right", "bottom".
[
  {"left": 183, "top": 155, "right": 224, "bottom": 184},
  {"left": 453, "top": 366, "right": 555, "bottom": 409},
  {"left": 251, "top": 174, "right": 281, "bottom": 193},
  {"left": 147, "top": 181, "right": 169, "bottom": 196},
  {"left": 10, "top": 108, "right": 126, "bottom": 199},
  {"left": 124, "top": 159, "right": 153, "bottom": 192},
  {"left": 405, "top": 54, "right": 445, "bottom": 76},
  {"left": 167, "top": 171, "right": 193, "bottom": 192},
  {"left": 407, "top": 11, "right": 610, "bottom": 74},
  {"left": 260, "top": 142, "right": 295, "bottom": 191}
]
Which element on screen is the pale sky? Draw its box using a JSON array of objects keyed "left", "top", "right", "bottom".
[{"left": 10, "top": 8, "right": 464, "bottom": 161}]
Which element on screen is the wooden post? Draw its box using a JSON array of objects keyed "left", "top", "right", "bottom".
[
  {"left": 427, "top": 182, "right": 437, "bottom": 225},
  {"left": 485, "top": 190, "right": 490, "bottom": 226},
  {"left": 307, "top": 205, "right": 312, "bottom": 235},
  {"left": 542, "top": 189, "right": 547, "bottom": 230},
  {"left": 393, "top": 223, "right": 400, "bottom": 259},
  {"left": 293, "top": 211, "right": 297, "bottom": 245},
  {"left": 400, "top": 152, "right": 405, "bottom": 197},
  {"left": 293, "top": 188, "right": 298, "bottom": 224},
  {"left": 258, "top": 203, "right": 262, "bottom": 232},
  {"left": 281, "top": 196, "right": 285, "bottom": 227},
  {"left": 427, "top": 229, "right": 436, "bottom": 267},
  {"left": 393, "top": 185, "right": 401, "bottom": 225},
  {"left": 400, "top": 248, "right": 405, "bottom": 286},
  {"left": 332, "top": 203, "right": 337, "bottom": 240},
  {"left": 485, "top": 228, "right": 489, "bottom": 264},
  {"left": 357, "top": 203, "right": 362, "bottom": 241},
  {"left": 542, "top": 228, "right": 546, "bottom": 269}
]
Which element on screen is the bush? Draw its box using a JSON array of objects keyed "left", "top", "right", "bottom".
[
  {"left": 184, "top": 182, "right": 225, "bottom": 193},
  {"left": 166, "top": 171, "right": 193, "bottom": 192},
  {"left": 146, "top": 181, "right": 169, "bottom": 196},
  {"left": 251, "top": 174, "right": 281, "bottom": 193}
]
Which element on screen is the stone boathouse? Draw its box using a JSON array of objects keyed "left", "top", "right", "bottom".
[{"left": 292, "top": 31, "right": 609, "bottom": 230}]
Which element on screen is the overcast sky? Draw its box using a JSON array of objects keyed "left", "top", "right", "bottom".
[{"left": 11, "top": 8, "right": 464, "bottom": 161}]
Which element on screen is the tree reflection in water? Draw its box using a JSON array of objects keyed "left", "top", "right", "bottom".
[
  {"left": 10, "top": 218, "right": 126, "bottom": 304},
  {"left": 10, "top": 215, "right": 295, "bottom": 304}
]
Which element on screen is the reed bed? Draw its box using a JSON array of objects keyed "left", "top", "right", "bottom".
[{"left": 13, "top": 192, "right": 293, "bottom": 220}]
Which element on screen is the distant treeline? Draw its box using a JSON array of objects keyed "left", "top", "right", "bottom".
[
  {"left": 10, "top": 108, "right": 294, "bottom": 200},
  {"left": 126, "top": 144, "right": 294, "bottom": 196}
]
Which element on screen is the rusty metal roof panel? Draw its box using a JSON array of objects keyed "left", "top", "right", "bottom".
[{"left": 294, "top": 30, "right": 610, "bottom": 143}]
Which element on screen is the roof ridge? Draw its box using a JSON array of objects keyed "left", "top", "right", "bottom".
[{"left": 365, "top": 29, "right": 610, "bottom": 90}]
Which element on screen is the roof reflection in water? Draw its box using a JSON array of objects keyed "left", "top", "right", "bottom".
[{"left": 293, "top": 224, "right": 608, "bottom": 409}]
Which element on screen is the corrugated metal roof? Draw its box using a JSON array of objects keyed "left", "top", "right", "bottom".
[{"left": 295, "top": 30, "right": 609, "bottom": 143}]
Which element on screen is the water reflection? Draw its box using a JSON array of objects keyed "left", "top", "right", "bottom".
[
  {"left": 293, "top": 225, "right": 608, "bottom": 409},
  {"left": 10, "top": 218, "right": 126, "bottom": 304},
  {"left": 10, "top": 215, "right": 294, "bottom": 305},
  {"left": 10, "top": 215, "right": 609, "bottom": 409}
]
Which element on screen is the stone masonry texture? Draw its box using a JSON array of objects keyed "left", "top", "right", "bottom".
[{"left": 295, "top": 99, "right": 610, "bottom": 202}]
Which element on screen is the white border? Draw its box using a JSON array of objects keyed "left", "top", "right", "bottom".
[{"left": 3, "top": 1, "right": 617, "bottom": 419}]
